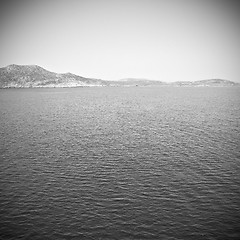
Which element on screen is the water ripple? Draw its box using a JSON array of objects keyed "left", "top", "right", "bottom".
[{"left": 1, "top": 87, "right": 240, "bottom": 239}]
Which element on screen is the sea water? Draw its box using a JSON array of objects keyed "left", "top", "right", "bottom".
[{"left": 0, "top": 86, "right": 240, "bottom": 239}]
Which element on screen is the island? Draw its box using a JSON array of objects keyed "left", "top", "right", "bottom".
[{"left": 0, "top": 64, "right": 238, "bottom": 88}]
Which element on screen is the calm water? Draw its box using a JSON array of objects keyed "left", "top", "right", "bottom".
[{"left": 0, "top": 87, "right": 240, "bottom": 240}]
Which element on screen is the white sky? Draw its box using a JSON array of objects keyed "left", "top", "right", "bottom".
[{"left": 0, "top": 0, "right": 240, "bottom": 82}]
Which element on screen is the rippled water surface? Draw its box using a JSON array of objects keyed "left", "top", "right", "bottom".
[{"left": 1, "top": 87, "right": 240, "bottom": 239}]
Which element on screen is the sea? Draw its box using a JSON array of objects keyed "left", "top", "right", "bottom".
[{"left": 0, "top": 86, "right": 240, "bottom": 240}]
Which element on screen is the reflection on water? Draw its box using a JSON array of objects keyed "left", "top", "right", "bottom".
[{"left": 0, "top": 87, "right": 240, "bottom": 239}]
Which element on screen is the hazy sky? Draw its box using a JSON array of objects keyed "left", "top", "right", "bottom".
[{"left": 1, "top": 0, "right": 240, "bottom": 82}]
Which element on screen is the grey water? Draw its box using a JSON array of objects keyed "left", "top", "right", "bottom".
[{"left": 0, "top": 86, "right": 240, "bottom": 240}]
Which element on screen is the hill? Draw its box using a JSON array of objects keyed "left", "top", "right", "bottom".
[
  {"left": 109, "top": 78, "right": 166, "bottom": 86},
  {"left": 0, "top": 65, "right": 238, "bottom": 88},
  {"left": 170, "top": 79, "right": 238, "bottom": 87},
  {"left": 0, "top": 64, "right": 108, "bottom": 88}
]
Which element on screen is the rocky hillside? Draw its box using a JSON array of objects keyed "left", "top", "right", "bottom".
[
  {"left": 0, "top": 64, "right": 238, "bottom": 88},
  {"left": 0, "top": 64, "right": 108, "bottom": 88}
]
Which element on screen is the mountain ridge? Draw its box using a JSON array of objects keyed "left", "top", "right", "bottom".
[{"left": 0, "top": 64, "right": 238, "bottom": 88}]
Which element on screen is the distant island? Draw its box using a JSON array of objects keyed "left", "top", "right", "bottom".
[{"left": 0, "top": 64, "right": 238, "bottom": 88}]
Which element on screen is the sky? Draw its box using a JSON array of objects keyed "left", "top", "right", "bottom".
[{"left": 0, "top": 0, "right": 240, "bottom": 82}]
